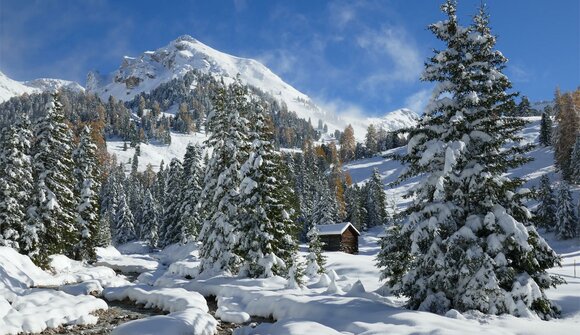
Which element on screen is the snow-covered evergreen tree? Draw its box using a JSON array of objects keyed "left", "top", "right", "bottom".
[
  {"left": 555, "top": 181, "right": 578, "bottom": 239},
  {"left": 178, "top": 143, "right": 204, "bottom": 242},
  {"left": 238, "top": 102, "right": 298, "bottom": 278},
  {"left": 72, "top": 126, "right": 101, "bottom": 261},
  {"left": 534, "top": 175, "right": 557, "bottom": 231},
  {"left": 377, "top": 1, "right": 561, "bottom": 319},
  {"left": 0, "top": 114, "right": 34, "bottom": 253},
  {"left": 570, "top": 135, "right": 580, "bottom": 184},
  {"left": 364, "top": 168, "right": 387, "bottom": 229},
  {"left": 538, "top": 112, "right": 552, "bottom": 146},
  {"left": 99, "top": 161, "right": 123, "bottom": 246},
  {"left": 113, "top": 189, "right": 136, "bottom": 246},
  {"left": 311, "top": 183, "right": 336, "bottom": 227},
  {"left": 305, "top": 223, "right": 326, "bottom": 276},
  {"left": 30, "top": 94, "right": 78, "bottom": 261},
  {"left": 159, "top": 158, "right": 184, "bottom": 247},
  {"left": 140, "top": 189, "right": 159, "bottom": 248},
  {"left": 197, "top": 79, "right": 251, "bottom": 275}
]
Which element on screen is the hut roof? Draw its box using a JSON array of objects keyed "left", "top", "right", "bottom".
[{"left": 316, "top": 222, "right": 360, "bottom": 236}]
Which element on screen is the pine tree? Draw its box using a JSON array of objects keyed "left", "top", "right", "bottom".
[
  {"left": 159, "top": 158, "right": 184, "bottom": 247},
  {"left": 555, "top": 181, "right": 578, "bottom": 239},
  {"left": 538, "top": 112, "right": 552, "bottom": 146},
  {"left": 178, "top": 143, "right": 204, "bottom": 242},
  {"left": 99, "top": 161, "right": 122, "bottom": 247},
  {"left": 238, "top": 103, "right": 295, "bottom": 278},
  {"left": 345, "top": 184, "right": 364, "bottom": 230},
  {"left": 198, "top": 79, "right": 251, "bottom": 275},
  {"left": 72, "top": 126, "right": 101, "bottom": 261},
  {"left": 305, "top": 223, "right": 326, "bottom": 276},
  {"left": 365, "top": 168, "right": 387, "bottom": 229},
  {"left": 365, "top": 124, "right": 378, "bottom": 155},
  {"left": 140, "top": 189, "right": 159, "bottom": 248},
  {"left": 0, "top": 114, "right": 34, "bottom": 253},
  {"left": 570, "top": 135, "right": 580, "bottom": 184},
  {"left": 30, "top": 94, "right": 78, "bottom": 261},
  {"left": 311, "top": 183, "right": 336, "bottom": 227},
  {"left": 112, "top": 189, "right": 136, "bottom": 246},
  {"left": 377, "top": 2, "right": 561, "bottom": 319},
  {"left": 534, "top": 175, "right": 557, "bottom": 231}
]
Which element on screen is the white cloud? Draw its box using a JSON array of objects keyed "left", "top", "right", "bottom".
[
  {"left": 507, "top": 63, "right": 532, "bottom": 83},
  {"left": 404, "top": 88, "right": 432, "bottom": 114},
  {"left": 357, "top": 26, "right": 423, "bottom": 89}
]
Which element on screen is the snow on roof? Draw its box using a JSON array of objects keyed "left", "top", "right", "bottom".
[{"left": 316, "top": 222, "right": 360, "bottom": 236}]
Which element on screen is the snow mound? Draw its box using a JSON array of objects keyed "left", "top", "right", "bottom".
[
  {"left": 0, "top": 289, "right": 106, "bottom": 335},
  {"left": 104, "top": 285, "right": 208, "bottom": 313},
  {"left": 0, "top": 247, "right": 55, "bottom": 296},
  {"left": 96, "top": 253, "right": 160, "bottom": 274},
  {"left": 104, "top": 285, "right": 217, "bottom": 335},
  {"left": 49, "top": 254, "right": 127, "bottom": 287}
]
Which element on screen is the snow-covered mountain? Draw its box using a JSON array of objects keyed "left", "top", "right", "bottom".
[
  {"left": 365, "top": 108, "right": 419, "bottom": 132},
  {"left": 87, "top": 35, "right": 341, "bottom": 127},
  {"left": 86, "top": 35, "right": 423, "bottom": 139},
  {"left": 24, "top": 78, "right": 84, "bottom": 94},
  {"left": 0, "top": 71, "right": 37, "bottom": 103},
  {"left": 0, "top": 70, "right": 83, "bottom": 103}
]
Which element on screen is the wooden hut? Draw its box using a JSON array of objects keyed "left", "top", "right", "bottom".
[{"left": 316, "top": 222, "right": 360, "bottom": 254}]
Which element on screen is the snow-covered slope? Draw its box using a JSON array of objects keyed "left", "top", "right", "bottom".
[
  {"left": 365, "top": 108, "right": 419, "bottom": 132},
  {"left": 344, "top": 116, "right": 579, "bottom": 210},
  {"left": 24, "top": 78, "right": 84, "bottom": 94},
  {"left": 0, "top": 70, "right": 84, "bottom": 103},
  {"left": 0, "top": 71, "right": 38, "bottom": 103}
]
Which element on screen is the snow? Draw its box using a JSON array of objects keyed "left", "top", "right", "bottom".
[
  {"left": 107, "top": 132, "right": 207, "bottom": 172},
  {"left": 1, "top": 290, "right": 106, "bottom": 335},
  {"left": 104, "top": 285, "right": 217, "bottom": 335},
  {"left": 0, "top": 247, "right": 112, "bottom": 335},
  {"left": 0, "top": 70, "right": 84, "bottom": 103},
  {"left": 95, "top": 248, "right": 160, "bottom": 274},
  {"left": 316, "top": 222, "right": 360, "bottom": 236},
  {"left": 0, "top": 71, "right": 38, "bottom": 103}
]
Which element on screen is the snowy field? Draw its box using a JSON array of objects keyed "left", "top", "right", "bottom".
[{"left": 1, "top": 116, "right": 578, "bottom": 334}]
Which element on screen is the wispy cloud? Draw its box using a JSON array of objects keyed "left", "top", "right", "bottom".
[
  {"left": 404, "top": 88, "right": 431, "bottom": 114},
  {"left": 356, "top": 26, "right": 423, "bottom": 91},
  {"left": 506, "top": 63, "right": 532, "bottom": 83}
]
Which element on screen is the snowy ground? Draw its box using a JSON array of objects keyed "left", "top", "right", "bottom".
[{"left": 2, "top": 226, "right": 579, "bottom": 335}]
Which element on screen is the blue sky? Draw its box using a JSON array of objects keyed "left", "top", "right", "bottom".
[{"left": 1, "top": 0, "right": 578, "bottom": 116}]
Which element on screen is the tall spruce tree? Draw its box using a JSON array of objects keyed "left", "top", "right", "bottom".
[
  {"left": 112, "top": 188, "right": 136, "bottom": 246},
  {"left": 30, "top": 94, "right": 78, "bottom": 261},
  {"left": 377, "top": 2, "right": 561, "bottom": 318},
  {"left": 534, "top": 175, "right": 557, "bottom": 231},
  {"left": 178, "top": 143, "right": 204, "bottom": 242},
  {"left": 73, "top": 126, "right": 101, "bottom": 261},
  {"left": 365, "top": 168, "right": 388, "bottom": 229},
  {"left": 0, "top": 114, "right": 34, "bottom": 252},
  {"left": 555, "top": 181, "right": 578, "bottom": 240},
  {"left": 198, "top": 79, "right": 251, "bottom": 275},
  {"left": 538, "top": 112, "right": 552, "bottom": 146},
  {"left": 159, "top": 158, "right": 185, "bottom": 247},
  {"left": 140, "top": 189, "right": 160, "bottom": 248},
  {"left": 238, "top": 103, "right": 296, "bottom": 278},
  {"left": 570, "top": 135, "right": 580, "bottom": 184}
]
